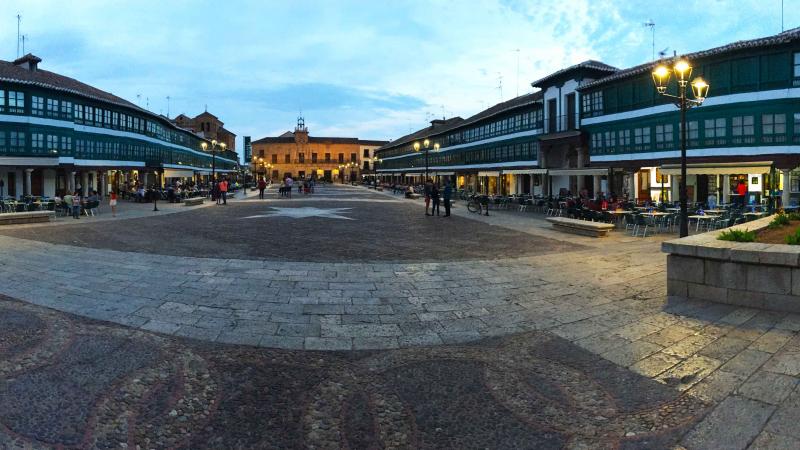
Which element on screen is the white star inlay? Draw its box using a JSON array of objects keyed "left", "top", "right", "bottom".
[{"left": 242, "top": 206, "right": 354, "bottom": 220}]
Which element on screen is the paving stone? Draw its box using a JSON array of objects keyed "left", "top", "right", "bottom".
[
  {"left": 687, "top": 370, "right": 748, "bottom": 403},
  {"left": 659, "top": 354, "right": 723, "bottom": 391},
  {"left": 698, "top": 336, "right": 753, "bottom": 361},
  {"left": 737, "top": 371, "right": 799, "bottom": 405},
  {"left": 762, "top": 347, "right": 800, "bottom": 376},
  {"left": 765, "top": 389, "right": 800, "bottom": 439},
  {"left": 304, "top": 337, "right": 353, "bottom": 351},
  {"left": 719, "top": 349, "right": 773, "bottom": 377},
  {"left": 629, "top": 352, "right": 683, "bottom": 378},
  {"left": 750, "top": 329, "right": 795, "bottom": 353},
  {"left": 747, "top": 431, "right": 800, "bottom": 450},
  {"left": 683, "top": 396, "right": 775, "bottom": 450},
  {"left": 601, "top": 341, "right": 663, "bottom": 367}
]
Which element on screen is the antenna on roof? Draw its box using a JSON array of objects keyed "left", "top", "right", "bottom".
[
  {"left": 497, "top": 73, "right": 503, "bottom": 101},
  {"left": 21, "top": 34, "right": 26, "bottom": 55},
  {"left": 515, "top": 48, "right": 520, "bottom": 97},
  {"left": 643, "top": 20, "right": 655, "bottom": 61},
  {"left": 441, "top": 105, "right": 446, "bottom": 120},
  {"left": 146, "top": 97, "right": 149, "bottom": 110},
  {"left": 166, "top": 96, "right": 171, "bottom": 118},
  {"left": 16, "top": 14, "right": 21, "bottom": 58}
]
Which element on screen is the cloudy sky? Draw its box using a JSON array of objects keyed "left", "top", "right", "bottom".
[{"left": 1, "top": 0, "right": 797, "bottom": 158}]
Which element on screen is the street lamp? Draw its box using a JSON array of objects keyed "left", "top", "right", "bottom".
[
  {"left": 652, "top": 58, "right": 709, "bottom": 237},
  {"left": 414, "top": 139, "right": 439, "bottom": 180},
  {"left": 373, "top": 156, "right": 382, "bottom": 185},
  {"left": 201, "top": 139, "right": 221, "bottom": 182}
]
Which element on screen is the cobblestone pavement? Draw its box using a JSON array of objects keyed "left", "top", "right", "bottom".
[
  {"left": 0, "top": 297, "right": 707, "bottom": 449},
  {"left": 1, "top": 185, "right": 800, "bottom": 448}
]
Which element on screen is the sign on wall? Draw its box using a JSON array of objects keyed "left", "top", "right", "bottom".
[{"left": 243, "top": 136, "right": 252, "bottom": 163}]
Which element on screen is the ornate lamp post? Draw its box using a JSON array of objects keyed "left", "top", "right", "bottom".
[
  {"left": 652, "top": 59, "right": 710, "bottom": 237},
  {"left": 200, "top": 140, "right": 222, "bottom": 182},
  {"left": 373, "top": 156, "right": 382, "bottom": 185}
]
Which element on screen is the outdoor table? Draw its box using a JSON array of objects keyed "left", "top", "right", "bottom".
[
  {"left": 666, "top": 207, "right": 681, "bottom": 212},
  {"left": 688, "top": 214, "right": 720, "bottom": 232},
  {"left": 704, "top": 209, "right": 726, "bottom": 214},
  {"left": 606, "top": 210, "right": 631, "bottom": 227},
  {"left": 642, "top": 211, "right": 670, "bottom": 216}
]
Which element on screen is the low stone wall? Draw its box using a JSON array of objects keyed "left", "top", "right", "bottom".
[{"left": 663, "top": 215, "right": 800, "bottom": 313}]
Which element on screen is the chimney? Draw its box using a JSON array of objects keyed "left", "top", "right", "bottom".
[
  {"left": 13, "top": 53, "right": 42, "bottom": 72},
  {"left": 430, "top": 119, "right": 447, "bottom": 128}
]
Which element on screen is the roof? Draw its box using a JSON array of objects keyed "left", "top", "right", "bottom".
[
  {"left": 252, "top": 135, "right": 365, "bottom": 145},
  {"left": 377, "top": 90, "right": 543, "bottom": 152},
  {"left": 0, "top": 55, "right": 208, "bottom": 141},
  {"left": 218, "top": 126, "right": 237, "bottom": 137},
  {"left": 580, "top": 26, "right": 800, "bottom": 91},
  {"left": 530, "top": 60, "right": 618, "bottom": 88},
  {"left": 358, "top": 139, "right": 390, "bottom": 146},
  {"left": 196, "top": 111, "right": 219, "bottom": 120}
]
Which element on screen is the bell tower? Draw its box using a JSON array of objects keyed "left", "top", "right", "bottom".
[{"left": 294, "top": 115, "right": 309, "bottom": 145}]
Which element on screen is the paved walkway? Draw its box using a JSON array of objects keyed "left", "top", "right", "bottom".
[{"left": 1, "top": 184, "right": 800, "bottom": 448}]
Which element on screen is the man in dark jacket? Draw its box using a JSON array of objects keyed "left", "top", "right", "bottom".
[
  {"left": 423, "top": 179, "right": 433, "bottom": 216},
  {"left": 443, "top": 180, "right": 452, "bottom": 217}
]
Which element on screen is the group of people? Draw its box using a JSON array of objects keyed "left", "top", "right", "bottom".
[
  {"left": 276, "top": 176, "right": 316, "bottom": 198},
  {"left": 422, "top": 179, "right": 452, "bottom": 217},
  {"left": 54, "top": 190, "right": 102, "bottom": 219},
  {"left": 210, "top": 178, "right": 231, "bottom": 205}
]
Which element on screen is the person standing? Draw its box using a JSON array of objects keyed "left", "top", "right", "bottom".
[
  {"left": 258, "top": 177, "right": 267, "bottom": 199},
  {"left": 736, "top": 179, "right": 747, "bottom": 207},
  {"left": 109, "top": 191, "right": 118, "bottom": 217},
  {"left": 443, "top": 180, "right": 452, "bottom": 217},
  {"left": 71, "top": 191, "right": 81, "bottom": 219},
  {"left": 431, "top": 183, "right": 441, "bottom": 216},
  {"left": 285, "top": 176, "right": 294, "bottom": 198},
  {"left": 424, "top": 178, "right": 433, "bottom": 216},
  {"left": 220, "top": 178, "right": 229, "bottom": 205}
]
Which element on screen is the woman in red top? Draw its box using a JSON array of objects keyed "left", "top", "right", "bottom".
[
  {"left": 109, "top": 191, "right": 118, "bottom": 217},
  {"left": 736, "top": 181, "right": 747, "bottom": 206}
]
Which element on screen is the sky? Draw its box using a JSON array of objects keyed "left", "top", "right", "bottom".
[{"left": 1, "top": 0, "right": 798, "bottom": 160}]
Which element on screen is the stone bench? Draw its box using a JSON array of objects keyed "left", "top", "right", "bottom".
[
  {"left": 545, "top": 217, "right": 614, "bottom": 237},
  {"left": 0, "top": 211, "right": 55, "bottom": 225},
  {"left": 184, "top": 197, "right": 205, "bottom": 206},
  {"left": 407, "top": 193, "right": 421, "bottom": 199}
]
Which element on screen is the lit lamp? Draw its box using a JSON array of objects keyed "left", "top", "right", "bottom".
[
  {"left": 651, "top": 58, "right": 710, "bottom": 237},
  {"left": 413, "top": 139, "right": 432, "bottom": 180}
]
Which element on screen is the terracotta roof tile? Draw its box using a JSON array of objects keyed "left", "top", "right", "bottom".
[{"left": 530, "top": 60, "right": 618, "bottom": 88}]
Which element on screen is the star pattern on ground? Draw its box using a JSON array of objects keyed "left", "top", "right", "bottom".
[{"left": 241, "top": 206, "right": 354, "bottom": 220}]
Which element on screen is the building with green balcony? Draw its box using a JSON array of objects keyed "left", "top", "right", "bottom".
[
  {"left": 376, "top": 92, "right": 545, "bottom": 195},
  {"left": 579, "top": 27, "right": 800, "bottom": 207},
  {"left": 0, "top": 54, "right": 238, "bottom": 199}
]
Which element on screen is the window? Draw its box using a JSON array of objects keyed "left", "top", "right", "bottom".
[
  {"left": 10, "top": 131, "right": 25, "bottom": 150},
  {"left": 582, "top": 91, "right": 603, "bottom": 117},
  {"left": 284, "top": 154, "right": 290, "bottom": 163},
  {"left": 325, "top": 153, "right": 331, "bottom": 162},
  {"left": 74, "top": 104, "right": 84, "bottom": 122},
  {"left": 46, "top": 98, "right": 58, "bottom": 117},
  {"left": 794, "top": 113, "right": 800, "bottom": 143},
  {"left": 704, "top": 118, "right": 726, "bottom": 145},
  {"left": 338, "top": 153, "right": 344, "bottom": 163},
  {"left": 363, "top": 161, "right": 369, "bottom": 170},
  {"left": 31, "top": 133, "right": 44, "bottom": 151},
  {"left": 31, "top": 96, "right": 44, "bottom": 116},
  {"left": 311, "top": 152, "right": 317, "bottom": 162},
  {"left": 112, "top": 112, "right": 119, "bottom": 128},
  {"left": 363, "top": 149, "right": 370, "bottom": 157},
  {"left": 762, "top": 113, "right": 787, "bottom": 143},
  {"left": 794, "top": 52, "right": 800, "bottom": 86},
  {"left": 350, "top": 153, "right": 356, "bottom": 162},
  {"left": 0, "top": 90, "right": 5, "bottom": 112},
  {"left": 298, "top": 152, "right": 305, "bottom": 163},
  {"left": 104, "top": 110, "right": 111, "bottom": 127},
  {"left": 271, "top": 154, "right": 277, "bottom": 164},
  {"left": 604, "top": 130, "right": 616, "bottom": 148},
  {"left": 618, "top": 129, "right": 631, "bottom": 146},
  {"left": 655, "top": 124, "right": 673, "bottom": 149},
  {"left": 258, "top": 149, "right": 264, "bottom": 157},
  {"left": 591, "top": 133, "right": 603, "bottom": 153},
  {"left": 85, "top": 106, "right": 94, "bottom": 125},
  {"left": 57, "top": 101, "right": 70, "bottom": 120},
  {"left": 634, "top": 127, "right": 650, "bottom": 149},
  {"left": 46, "top": 135, "right": 58, "bottom": 152},
  {"left": 731, "top": 116, "right": 755, "bottom": 144},
  {"left": 8, "top": 91, "right": 24, "bottom": 113},
  {"left": 0, "top": 131, "right": 4, "bottom": 149},
  {"left": 61, "top": 136, "right": 72, "bottom": 151}
]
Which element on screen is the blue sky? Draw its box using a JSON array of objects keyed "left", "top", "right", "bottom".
[{"left": 1, "top": 0, "right": 798, "bottom": 159}]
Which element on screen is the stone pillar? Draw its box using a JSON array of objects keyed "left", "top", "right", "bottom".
[
  {"left": 24, "top": 168, "right": 33, "bottom": 196},
  {"left": 81, "top": 171, "right": 89, "bottom": 197},
  {"left": 722, "top": 175, "right": 731, "bottom": 205},
  {"left": 782, "top": 169, "right": 792, "bottom": 208},
  {"left": 69, "top": 171, "right": 76, "bottom": 193},
  {"left": 576, "top": 149, "right": 585, "bottom": 192},
  {"left": 593, "top": 175, "right": 601, "bottom": 199}
]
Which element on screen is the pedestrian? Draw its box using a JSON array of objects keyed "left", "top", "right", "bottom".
[
  {"left": 423, "top": 178, "right": 433, "bottom": 216},
  {"left": 443, "top": 180, "right": 452, "bottom": 217},
  {"left": 285, "top": 176, "right": 293, "bottom": 198},
  {"left": 258, "top": 177, "right": 267, "bottom": 199},
  {"left": 71, "top": 191, "right": 81, "bottom": 219},
  {"left": 431, "top": 183, "right": 440, "bottom": 216},
  {"left": 220, "top": 178, "right": 229, "bottom": 205},
  {"left": 310, "top": 178, "right": 315, "bottom": 194},
  {"left": 110, "top": 190, "right": 118, "bottom": 217}
]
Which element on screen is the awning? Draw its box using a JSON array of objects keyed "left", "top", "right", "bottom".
[
  {"left": 163, "top": 168, "right": 195, "bottom": 178},
  {"left": 660, "top": 161, "right": 774, "bottom": 175},
  {"left": 503, "top": 169, "right": 548, "bottom": 175},
  {"left": 478, "top": 171, "right": 501, "bottom": 177},
  {"left": 548, "top": 168, "right": 609, "bottom": 176},
  {"left": 404, "top": 172, "right": 422, "bottom": 177},
  {"left": 432, "top": 171, "right": 455, "bottom": 176}
]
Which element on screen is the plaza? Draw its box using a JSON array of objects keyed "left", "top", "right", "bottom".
[{"left": 0, "top": 184, "right": 799, "bottom": 448}]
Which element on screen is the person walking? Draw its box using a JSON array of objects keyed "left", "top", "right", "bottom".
[
  {"left": 219, "top": 178, "right": 229, "bottom": 205},
  {"left": 431, "top": 183, "right": 441, "bottom": 216},
  {"left": 71, "top": 191, "right": 81, "bottom": 219},
  {"left": 424, "top": 178, "right": 433, "bottom": 216},
  {"left": 258, "top": 177, "right": 267, "bottom": 199},
  {"left": 285, "top": 176, "right": 294, "bottom": 198},
  {"left": 109, "top": 191, "right": 118, "bottom": 217},
  {"left": 443, "top": 180, "right": 452, "bottom": 217}
]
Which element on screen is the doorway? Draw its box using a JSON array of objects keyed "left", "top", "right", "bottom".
[{"left": 31, "top": 169, "right": 43, "bottom": 196}]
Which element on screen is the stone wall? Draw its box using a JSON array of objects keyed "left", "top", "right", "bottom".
[{"left": 663, "top": 215, "right": 800, "bottom": 313}]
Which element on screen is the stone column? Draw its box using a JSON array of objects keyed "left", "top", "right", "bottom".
[
  {"left": 69, "top": 171, "right": 76, "bottom": 193},
  {"left": 593, "top": 175, "right": 601, "bottom": 199},
  {"left": 81, "top": 171, "right": 89, "bottom": 197},
  {"left": 24, "top": 169, "right": 33, "bottom": 196},
  {"left": 782, "top": 169, "right": 792, "bottom": 208},
  {"left": 100, "top": 171, "right": 107, "bottom": 197},
  {"left": 576, "top": 148, "right": 585, "bottom": 192},
  {"left": 632, "top": 171, "right": 639, "bottom": 202},
  {"left": 722, "top": 175, "right": 731, "bottom": 205}
]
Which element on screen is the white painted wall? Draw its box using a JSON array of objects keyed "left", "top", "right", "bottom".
[{"left": 43, "top": 169, "right": 56, "bottom": 197}]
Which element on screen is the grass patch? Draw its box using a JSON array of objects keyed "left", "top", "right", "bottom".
[
  {"left": 768, "top": 213, "right": 791, "bottom": 229},
  {"left": 785, "top": 228, "right": 800, "bottom": 245},
  {"left": 718, "top": 229, "right": 756, "bottom": 242}
]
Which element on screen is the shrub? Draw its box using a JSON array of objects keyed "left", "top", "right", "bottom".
[
  {"left": 788, "top": 212, "right": 800, "bottom": 222},
  {"left": 786, "top": 228, "right": 800, "bottom": 245},
  {"left": 718, "top": 229, "right": 756, "bottom": 242},
  {"left": 768, "top": 213, "right": 791, "bottom": 229}
]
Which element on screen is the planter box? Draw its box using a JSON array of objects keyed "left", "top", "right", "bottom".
[{"left": 662, "top": 215, "right": 800, "bottom": 312}]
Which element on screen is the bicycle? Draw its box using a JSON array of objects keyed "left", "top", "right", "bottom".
[{"left": 467, "top": 194, "right": 490, "bottom": 216}]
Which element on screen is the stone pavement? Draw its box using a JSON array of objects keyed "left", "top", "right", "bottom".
[{"left": 1, "top": 184, "right": 800, "bottom": 448}]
